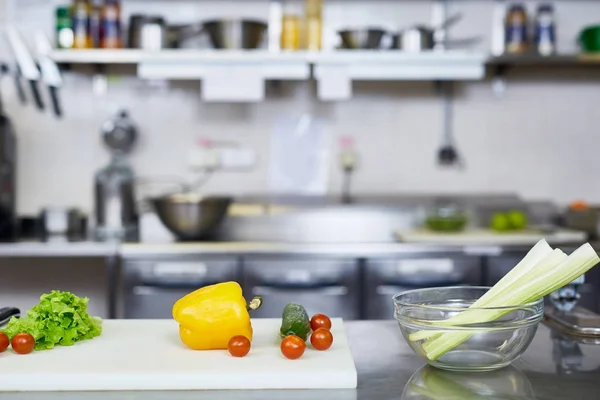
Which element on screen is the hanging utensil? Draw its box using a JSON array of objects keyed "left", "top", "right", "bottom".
[
  {"left": 436, "top": 82, "right": 463, "bottom": 168},
  {"left": 34, "top": 31, "right": 63, "bottom": 118},
  {"left": 5, "top": 26, "right": 44, "bottom": 111}
]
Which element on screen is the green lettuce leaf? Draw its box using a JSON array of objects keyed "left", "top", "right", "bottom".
[{"left": 1, "top": 290, "right": 102, "bottom": 350}]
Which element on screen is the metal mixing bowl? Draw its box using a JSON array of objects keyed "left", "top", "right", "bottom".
[
  {"left": 151, "top": 194, "right": 232, "bottom": 241},
  {"left": 338, "top": 29, "right": 389, "bottom": 49},
  {"left": 203, "top": 19, "right": 267, "bottom": 49}
]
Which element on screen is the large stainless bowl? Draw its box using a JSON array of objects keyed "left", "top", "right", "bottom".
[
  {"left": 338, "top": 28, "right": 389, "bottom": 49},
  {"left": 151, "top": 194, "right": 232, "bottom": 241},
  {"left": 203, "top": 19, "right": 267, "bottom": 49}
]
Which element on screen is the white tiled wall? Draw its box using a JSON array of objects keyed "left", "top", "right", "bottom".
[{"left": 1, "top": 0, "right": 600, "bottom": 217}]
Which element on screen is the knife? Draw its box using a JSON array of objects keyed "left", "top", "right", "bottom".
[
  {"left": 0, "top": 307, "right": 20, "bottom": 327},
  {"left": 34, "top": 31, "right": 63, "bottom": 118},
  {"left": 11, "top": 64, "right": 27, "bottom": 104},
  {"left": 5, "top": 26, "right": 44, "bottom": 111}
]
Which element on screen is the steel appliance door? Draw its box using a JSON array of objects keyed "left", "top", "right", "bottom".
[
  {"left": 365, "top": 255, "right": 481, "bottom": 319},
  {"left": 121, "top": 258, "right": 240, "bottom": 319},
  {"left": 243, "top": 258, "right": 360, "bottom": 319}
]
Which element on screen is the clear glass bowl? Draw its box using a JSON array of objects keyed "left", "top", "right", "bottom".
[
  {"left": 394, "top": 286, "right": 544, "bottom": 372},
  {"left": 401, "top": 364, "right": 535, "bottom": 399}
]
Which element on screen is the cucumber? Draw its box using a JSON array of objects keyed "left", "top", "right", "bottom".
[{"left": 279, "top": 303, "right": 311, "bottom": 341}]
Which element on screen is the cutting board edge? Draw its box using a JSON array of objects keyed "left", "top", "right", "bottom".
[{"left": 0, "top": 370, "right": 358, "bottom": 391}]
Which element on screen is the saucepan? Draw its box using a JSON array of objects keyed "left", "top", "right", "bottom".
[
  {"left": 393, "top": 13, "right": 481, "bottom": 52},
  {"left": 337, "top": 14, "right": 480, "bottom": 51}
]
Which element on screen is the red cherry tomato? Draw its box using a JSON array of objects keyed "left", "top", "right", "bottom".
[
  {"left": 227, "top": 335, "right": 251, "bottom": 358},
  {"left": 281, "top": 335, "right": 306, "bottom": 360},
  {"left": 11, "top": 333, "right": 35, "bottom": 355},
  {"left": 310, "top": 314, "right": 332, "bottom": 331},
  {"left": 310, "top": 328, "right": 333, "bottom": 351},
  {"left": 0, "top": 332, "right": 8, "bottom": 353}
]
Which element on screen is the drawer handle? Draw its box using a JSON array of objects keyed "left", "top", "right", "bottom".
[{"left": 252, "top": 285, "right": 348, "bottom": 296}]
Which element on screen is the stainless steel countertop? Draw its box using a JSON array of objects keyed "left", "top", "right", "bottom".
[
  {"left": 0, "top": 241, "right": 118, "bottom": 257},
  {"left": 1, "top": 321, "right": 598, "bottom": 399},
  {"left": 0, "top": 240, "right": 583, "bottom": 259},
  {"left": 121, "top": 241, "right": 582, "bottom": 259}
]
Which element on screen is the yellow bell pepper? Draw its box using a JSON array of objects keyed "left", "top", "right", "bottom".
[{"left": 172, "top": 281, "right": 262, "bottom": 350}]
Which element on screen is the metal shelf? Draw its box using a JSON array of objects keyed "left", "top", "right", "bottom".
[
  {"left": 487, "top": 54, "right": 600, "bottom": 68},
  {"left": 49, "top": 49, "right": 488, "bottom": 101}
]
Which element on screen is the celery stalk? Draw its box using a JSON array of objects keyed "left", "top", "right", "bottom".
[
  {"left": 408, "top": 240, "right": 559, "bottom": 342},
  {"left": 422, "top": 243, "right": 599, "bottom": 361}
]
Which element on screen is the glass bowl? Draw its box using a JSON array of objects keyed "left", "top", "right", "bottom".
[
  {"left": 401, "top": 364, "right": 535, "bottom": 399},
  {"left": 424, "top": 202, "right": 468, "bottom": 232},
  {"left": 394, "top": 286, "right": 543, "bottom": 372}
]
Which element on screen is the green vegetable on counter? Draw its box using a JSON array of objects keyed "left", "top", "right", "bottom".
[
  {"left": 1, "top": 290, "right": 102, "bottom": 351},
  {"left": 280, "top": 303, "right": 311, "bottom": 341},
  {"left": 491, "top": 210, "right": 527, "bottom": 232}
]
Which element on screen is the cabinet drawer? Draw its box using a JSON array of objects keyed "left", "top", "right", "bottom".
[
  {"left": 364, "top": 256, "right": 481, "bottom": 320},
  {"left": 243, "top": 258, "right": 359, "bottom": 319}
]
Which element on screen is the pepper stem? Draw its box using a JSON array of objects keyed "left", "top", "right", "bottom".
[{"left": 247, "top": 296, "right": 263, "bottom": 311}]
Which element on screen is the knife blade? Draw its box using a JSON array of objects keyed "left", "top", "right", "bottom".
[{"left": 0, "top": 307, "right": 20, "bottom": 327}]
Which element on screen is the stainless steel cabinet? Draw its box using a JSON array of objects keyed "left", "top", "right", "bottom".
[
  {"left": 365, "top": 255, "right": 482, "bottom": 320},
  {"left": 120, "top": 258, "right": 240, "bottom": 319},
  {"left": 487, "top": 255, "right": 600, "bottom": 312},
  {"left": 485, "top": 256, "right": 522, "bottom": 286},
  {"left": 243, "top": 258, "right": 360, "bottom": 320}
]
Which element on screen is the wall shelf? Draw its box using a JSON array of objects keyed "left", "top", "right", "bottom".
[
  {"left": 311, "top": 50, "right": 487, "bottom": 100},
  {"left": 49, "top": 49, "right": 488, "bottom": 101},
  {"left": 487, "top": 54, "right": 600, "bottom": 69}
]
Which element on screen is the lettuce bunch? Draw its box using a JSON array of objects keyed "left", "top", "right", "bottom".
[{"left": 2, "top": 290, "right": 102, "bottom": 350}]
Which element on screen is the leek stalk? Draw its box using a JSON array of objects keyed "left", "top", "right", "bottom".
[{"left": 421, "top": 243, "right": 599, "bottom": 361}]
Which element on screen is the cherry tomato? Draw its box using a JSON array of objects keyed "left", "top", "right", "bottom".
[
  {"left": 310, "top": 328, "right": 333, "bottom": 351},
  {"left": 281, "top": 335, "right": 306, "bottom": 360},
  {"left": 310, "top": 314, "right": 332, "bottom": 331},
  {"left": 227, "top": 335, "right": 251, "bottom": 358},
  {"left": 11, "top": 333, "right": 35, "bottom": 355},
  {"left": 0, "top": 333, "right": 8, "bottom": 353}
]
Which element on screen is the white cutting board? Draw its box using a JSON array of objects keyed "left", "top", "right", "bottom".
[
  {"left": 0, "top": 319, "right": 357, "bottom": 392},
  {"left": 396, "top": 228, "right": 587, "bottom": 246}
]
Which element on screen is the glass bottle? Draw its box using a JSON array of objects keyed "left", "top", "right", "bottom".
[
  {"left": 71, "top": 0, "right": 92, "bottom": 49},
  {"left": 101, "top": 0, "right": 122, "bottom": 49},
  {"left": 505, "top": 3, "right": 529, "bottom": 54},
  {"left": 56, "top": 6, "right": 74, "bottom": 49},
  {"left": 304, "top": 0, "right": 322, "bottom": 51},
  {"left": 281, "top": 1, "right": 301, "bottom": 50},
  {"left": 534, "top": 3, "right": 556, "bottom": 56}
]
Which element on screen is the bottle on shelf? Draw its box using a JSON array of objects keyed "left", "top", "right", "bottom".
[
  {"left": 89, "top": 0, "right": 102, "bottom": 49},
  {"left": 71, "top": 0, "right": 92, "bottom": 49},
  {"left": 504, "top": 3, "right": 529, "bottom": 55},
  {"left": 534, "top": 3, "right": 556, "bottom": 56},
  {"left": 56, "top": 6, "right": 74, "bottom": 49},
  {"left": 281, "top": 1, "right": 301, "bottom": 50},
  {"left": 100, "top": 0, "right": 122, "bottom": 49},
  {"left": 304, "top": 0, "right": 322, "bottom": 51}
]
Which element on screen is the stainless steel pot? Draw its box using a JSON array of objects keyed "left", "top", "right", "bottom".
[
  {"left": 150, "top": 194, "right": 232, "bottom": 241},
  {"left": 128, "top": 15, "right": 167, "bottom": 50}
]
